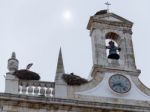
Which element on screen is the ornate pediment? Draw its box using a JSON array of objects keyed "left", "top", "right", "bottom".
[
  {"left": 87, "top": 11, "right": 133, "bottom": 29},
  {"left": 96, "top": 13, "right": 132, "bottom": 23}
]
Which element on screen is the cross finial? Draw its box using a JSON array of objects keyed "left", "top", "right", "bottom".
[
  {"left": 11, "top": 52, "right": 16, "bottom": 59},
  {"left": 105, "top": 1, "right": 111, "bottom": 12}
]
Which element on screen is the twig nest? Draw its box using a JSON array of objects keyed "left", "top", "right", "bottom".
[
  {"left": 62, "top": 73, "right": 88, "bottom": 86},
  {"left": 13, "top": 69, "right": 40, "bottom": 80}
]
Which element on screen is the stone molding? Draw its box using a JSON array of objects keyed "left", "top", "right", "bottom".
[
  {"left": 87, "top": 17, "right": 132, "bottom": 30},
  {"left": 87, "top": 12, "right": 133, "bottom": 30},
  {"left": 90, "top": 64, "right": 141, "bottom": 77},
  {"left": 0, "top": 93, "right": 150, "bottom": 112},
  {"left": 131, "top": 76, "right": 150, "bottom": 96}
]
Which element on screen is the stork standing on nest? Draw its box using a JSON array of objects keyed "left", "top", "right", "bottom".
[{"left": 26, "top": 63, "right": 33, "bottom": 70}]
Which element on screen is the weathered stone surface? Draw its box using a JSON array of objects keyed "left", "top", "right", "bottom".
[{"left": 0, "top": 93, "right": 150, "bottom": 112}]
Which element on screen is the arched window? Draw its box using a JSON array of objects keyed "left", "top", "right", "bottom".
[{"left": 105, "top": 32, "right": 121, "bottom": 60}]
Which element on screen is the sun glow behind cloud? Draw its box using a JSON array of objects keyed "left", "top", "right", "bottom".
[{"left": 63, "top": 10, "right": 72, "bottom": 22}]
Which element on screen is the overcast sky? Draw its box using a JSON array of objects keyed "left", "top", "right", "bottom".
[{"left": 0, "top": 0, "right": 150, "bottom": 92}]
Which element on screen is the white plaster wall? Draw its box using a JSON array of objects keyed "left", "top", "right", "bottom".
[{"left": 76, "top": 73, "right": 150, "bottom": 101}]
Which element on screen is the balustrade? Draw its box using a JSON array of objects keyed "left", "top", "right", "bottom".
[{"left": 18, "top": 80, "right": 55, "bottom": 97}]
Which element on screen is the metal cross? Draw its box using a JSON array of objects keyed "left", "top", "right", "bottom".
[{"left": 105, "top": 2, "right": 111, "bottom": 11}]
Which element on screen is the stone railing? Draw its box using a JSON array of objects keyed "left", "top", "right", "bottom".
[{"left": 18, "top": 80, "right": 55, "bottom": 97}]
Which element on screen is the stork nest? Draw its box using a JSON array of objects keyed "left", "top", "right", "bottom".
[
  {"left": 62, "top": 73, "right": 88, "bottom": 86},
  {"left": 95, "top": 10, "right": 108, "bottom": 15},
  {"left": 13, "top": 69, "right": 40, "bottom": 80}
]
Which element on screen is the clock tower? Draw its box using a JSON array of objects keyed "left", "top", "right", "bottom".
[
  {"left": 73, "top": 10, "right": 150, "bottom": 111},
  {"left": 86, "top": 9, "right": 141, "bottom": 93}
]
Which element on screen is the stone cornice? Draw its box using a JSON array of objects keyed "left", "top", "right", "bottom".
[
  {"left": 0, "top": 93, "right": 150, "bottom": 111},
  {"left": 87, "top": 18, "right": 132, "bottom": 30},
  {"left": 93, "top": 12, "right": 133, "bottom": 24},
  {"left": 87, "top": 12, "right": 133, "bottom": 30},
  {"left": 90, "top": 64, "right": 141, "bottom": 77}
]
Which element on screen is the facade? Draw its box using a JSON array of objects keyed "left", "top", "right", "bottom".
[{"left": 1, "top": 10, "right": 150, "bottom": 112}]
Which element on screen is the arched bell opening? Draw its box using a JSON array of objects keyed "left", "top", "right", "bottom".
[{"left": 105, "top": 32, "right": 121, "bottom": 60}]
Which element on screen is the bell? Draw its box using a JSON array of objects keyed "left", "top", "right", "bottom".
[
  {"left": 106, "top": 41, "right": 121, "bottom": 60},
  {"left": 108, "top": 53, "right": 120, "bottom": 60}
]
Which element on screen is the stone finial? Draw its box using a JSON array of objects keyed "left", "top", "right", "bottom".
[
  {"left": 8, "top": 52, "right": 19, "bottom": 73},
  {"left": 55, "top": 48, "right": 65, "bottom": 81},
  {"left": 55, "top": 48, "right": 67, "bottom": 98},
  {"left": 56, "top": 48, "right": 65, "bottom": 74}
]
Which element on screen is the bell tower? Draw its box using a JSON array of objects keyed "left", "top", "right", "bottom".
[
  {"left": 75, "top": 10, "right": 150, "bottom": 106},
  {"left": 87, "top": 10, "right": 136, "bottom": 72}
]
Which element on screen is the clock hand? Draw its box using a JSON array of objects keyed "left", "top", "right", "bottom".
[{"left": 113, "top": 82, "right": 121, "bottom": 87}]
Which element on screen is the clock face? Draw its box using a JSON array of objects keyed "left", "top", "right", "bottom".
[{"left": 109, "top": 74, "right": 131, "bottom": 93}]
